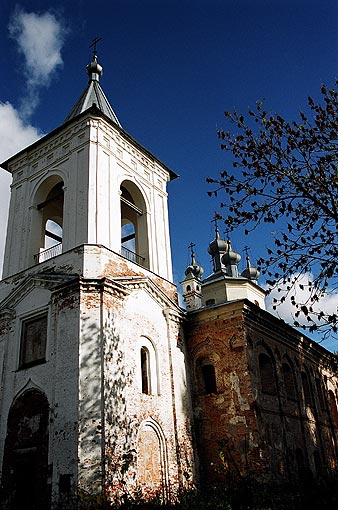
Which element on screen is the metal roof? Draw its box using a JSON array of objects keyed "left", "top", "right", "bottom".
[
  {"left": 64, "top": 53, "right": 121, "bottom": 126},
  {"left": 64, "top": 79, "right": 121, "bottom": 126}
]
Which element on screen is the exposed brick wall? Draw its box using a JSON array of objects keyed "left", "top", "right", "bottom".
[
  {"left": 186, "top": 303, "right": 258, "bottom": 483},
  {"left": 186, "top": 299, "right": 338, "bottom": 487}
]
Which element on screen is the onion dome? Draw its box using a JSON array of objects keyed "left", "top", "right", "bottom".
[
  {"left": 86, "top": 54, "right": 103, "bottom": 81},
  {"left": 222, "top": 240, "right": 241, "bottom": 266},
  {"left": 208, "top": 225, "right": 228, "bottom": 274},
  {"left": 241, "top": 254, "right": 260, "bottom": 281},
  {"left": 208, "top": 226, "right": 228, "bottom": 256},
  {"left": 184, "top": 245, "right": 204, "bottom": 280},
  {"left": 222, "top": 239, "right": 241, "bottom": 277}
]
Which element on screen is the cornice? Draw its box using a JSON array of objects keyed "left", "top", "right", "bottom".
[
  {"left": 0, "top": 274, "right": 78, "bottom": 310},
  {"left": 114, "top": 276, "right": 182, "bottom": 313}
]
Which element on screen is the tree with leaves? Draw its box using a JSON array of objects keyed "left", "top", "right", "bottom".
[{"left": 207, "top": 84, "right": 338, "bottom": 337}]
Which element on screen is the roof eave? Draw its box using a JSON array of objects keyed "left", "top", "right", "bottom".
[{"left": 0, "top": 106, "right": 179, "bottom": 181}]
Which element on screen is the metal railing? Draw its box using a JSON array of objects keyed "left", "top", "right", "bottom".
[
  {"left": 121, "top": 246, "right": 145, "bottom": 265},
  {"left": 34, "top": 243, "right": 62, "bottom": 264}
]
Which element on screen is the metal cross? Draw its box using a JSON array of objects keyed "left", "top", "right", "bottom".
[
  {"left": 211, "top": 211, "right": 222, "bottom": 229},
  {"left": 89, "top": 36, "right": 102, "bottom": 55},
  {"left": 188, "top": 242, "right": 196, "bottom": 255}
]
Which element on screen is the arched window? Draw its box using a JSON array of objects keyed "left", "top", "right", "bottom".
[
  {"left": 120, "top": 181, "right": 149, "bottom": 268},
  {"left": 328, "top": 390, "right": 338, "bottom": 427},
  {"left": 196, "top": 358, "right": 217, "bottom": 395},
  {"left": 141, "top": 347, "right": 150, "bottom": 395},
  {"left": 315, "top": 378, "right": 325, "bottom": 410},
  {"left": 282, "top": 362, "right": 296, "bottom": 400},
  {"left": 138, "top": 338, "right": 159, "bottom": 396},
  {"left": 301, "top": 371, "right": 312, "bottom": 407},
  {"left": 259, "top": 352, "right": 276, "bottom": 395},
  {"left": 202, "top": 364, "right": 217, "bottom": 394}
]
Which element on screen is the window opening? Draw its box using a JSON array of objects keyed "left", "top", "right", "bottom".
[
  {"left": 35, "top": 181, "right": 64, "bottom": 263},
  {"left": 259, "top": 353, "right": 276, "bottom": 395},
  {"left": 315, "top": 378, "right": 325, "bottom": 409},
  {"left": 282, "top": 363, "right": 296, "bottom": 400},
  {"left": 120, "top": 182, "right": 148, "bottom": 267},
  {"left": 202, "top": 364, "right": 217, "bottom": 395},
  {"left": 301, "top": 371, "right": 312, "bottom": 407},
  {"left": 141, "top": 347, "right": 150, "bottom": 395},
  {"left": 121, "top": 222, "right": 136, "bottom": 256}
]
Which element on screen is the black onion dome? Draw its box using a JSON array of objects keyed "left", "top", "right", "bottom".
[
  {"left": 241, "top": 255, "right": 260, "bottom": 281},
  {"left": 208, "top": 226, "right": 228, "bottom": 256},
  {"left": 222, "top": 240, "right": 241, "bottom": 266},
  {"left": 184, "top": 250, "right": 204, "bottom": 279}
]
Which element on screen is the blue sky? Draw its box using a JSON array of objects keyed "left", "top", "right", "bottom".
[{"left": 1, "top": 0, "right": 338, "bottom": 349}]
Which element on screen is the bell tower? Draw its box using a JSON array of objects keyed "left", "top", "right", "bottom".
[
  {"left": 2, "top": 49, "right": 176, "bottom": 281},
  {"left": 0, "top": 50, "right": 194, "bottom": 509}
]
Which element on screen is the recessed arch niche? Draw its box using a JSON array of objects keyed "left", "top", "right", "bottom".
[{"left": 1, "top": 389, "right": 50, "bottom": 510}]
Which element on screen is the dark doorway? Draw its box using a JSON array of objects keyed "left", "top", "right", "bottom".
[{"left": 1, "top": 389, "right": 50, "bottom": 510}]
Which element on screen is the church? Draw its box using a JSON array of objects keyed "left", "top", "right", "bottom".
[{"left": 0, "top": 50, "right": 337, "bottom": 509}]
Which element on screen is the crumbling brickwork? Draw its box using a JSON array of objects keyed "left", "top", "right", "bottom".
[{"left": 186, "top": 299, "right": 338, "bottom": 488}]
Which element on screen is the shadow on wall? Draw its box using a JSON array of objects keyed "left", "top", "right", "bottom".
[{"left": 77, "top": 309, "right": 176, "bottom": 507}]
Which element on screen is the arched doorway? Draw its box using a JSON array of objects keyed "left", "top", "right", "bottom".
[{"left": 1, "top": 389, "right": 50, "bottom": 510}]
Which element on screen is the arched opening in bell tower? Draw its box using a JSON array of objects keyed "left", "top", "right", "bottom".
[
  {"left": 120, "top": 180, "right": 149, "bottom": 269},
  {"left": 30, "top": 176, "right": 64, "bottom": 264}
]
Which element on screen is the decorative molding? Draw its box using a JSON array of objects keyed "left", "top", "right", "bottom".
[
  {"left": 114, "top": 276, "right": 182, "bottom": 313},
  {"left": 0, "top": 274, "right": 78, "bottom": 310}
]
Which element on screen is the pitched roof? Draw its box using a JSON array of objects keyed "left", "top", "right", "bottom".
[
  {"left": 64, "top": 54, "right": 121, "bottom": 127},
  {"left": 65, "top": 78, "right": 121, "bottom": 126}
]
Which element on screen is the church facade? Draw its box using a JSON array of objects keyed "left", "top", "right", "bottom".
[{"left": 0, "top": 53, "right": 337, "bottom": 509}]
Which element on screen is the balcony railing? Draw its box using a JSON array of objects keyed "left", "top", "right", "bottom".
[
  {"left": 121, "top": 246, "right": 145, "bottom": 266},
  {"left": 34, "top": 243, "right": 62, "bottom": 264}
]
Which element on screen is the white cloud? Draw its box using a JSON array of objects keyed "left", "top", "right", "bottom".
[
  {"left": 8, "top": 7, "right": 66, "bottom": 118},
  {"left": 0, "top": 7, "right": 66, "bottom": 276},
  {"left": 265, "top": 272, "right": 338, "bottom": 333},
  {"left": 0, "top": 102, "right": 43, "bottom": 276}
]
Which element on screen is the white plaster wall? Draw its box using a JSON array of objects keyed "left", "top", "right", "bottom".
[
  {"left": 202, "top": 278, "right": 266, "bottom": 309},
  {"left": 0, "top": 282, "right": 81, "bottom": 502},
  {"left": 103, "top": 286, "right": 194, "bottom": 496}
]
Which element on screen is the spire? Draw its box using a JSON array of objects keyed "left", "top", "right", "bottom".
[
  {"left": 222, "top": 237, "right": 241, "bottom": 278},
  {"left": 184, "top": 242, "right": 204, "bottom": 280},
  {"left": 182, "top": 243, "right": 204, "bottom": 311},
  {"left": 65, "top": 40, "right": 121, "bottom": 126},
  {"left": 208, "top": 214, "right": 228, "bottom": 273},
  {"left": 241, "top": 247, "right": 260, "bottom": 281}
]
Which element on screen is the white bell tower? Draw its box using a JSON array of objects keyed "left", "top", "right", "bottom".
[
  {"left": 2, "top": 51, "right": 176, "bottom": 281},
  {"left": 0, "top": 50, "right": 194, "bottom": 509}
]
